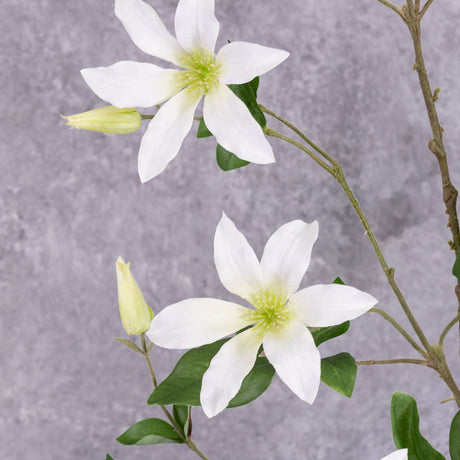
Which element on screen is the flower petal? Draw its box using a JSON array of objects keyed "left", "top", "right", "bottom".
[
  {"left": 263, "top": 320, "right": 320, "bottom": 404},
  {"left": 81, "top": 61, "right": 183, "bottom": 108},
  {"left": 200, "top": 327, "right": 263, "bottom": 417},
  {"left": 115, "top": 0, "right": 185, "bottom": 65},
  {"left": 174, "top": 0, "right": 219, "bottom": 54},
  {"left": 260, "top": 220, "right": 318, "bottom": 299},
  {"left": 217, "top": 42, "right": 289, "bottom": 85},
  {"left": 290, "top": 284, "right": 378, "bottom": 327},
  {"left": 380, "top": 449, "right": 408, "bottom": 460},
  {"left": 214, "top": 213, "right": 263, "bottom": 300},
  {"left": 203, "top": 84, "right": 275, "bottom": 164},
  {"left": 138, "top": 88, "right": 201, "bottom": 182},
  {"left": 147, "top": 298, "right": 253, "bottom": 349}
]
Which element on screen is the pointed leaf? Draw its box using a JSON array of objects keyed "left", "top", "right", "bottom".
[
  {"left": 147, "top": 338, "right": 275, "bottom": 408},
  {"left": 449, "top": 410, "right": 460, "bottom": 460},
  {"left": 197, "top": 117, "right": 213, "bottom": 138},
  {"left": 173, "top": 405, "right": 190, "bottom": 436},
  {"left": 216, "top": 144, "right": 250, "bottom": 171},
  {"left": 116, "top": 418, "right": 184, "bottom": 446},
  {"left": 312, "top": 322, "right": 350, "bottom": 347},
  {"left": 391, "top": 392, "right": 445, "bottom": 460},
  {"left": 453, "top": 252, "right": 460, "bottom": 280},
  {"left": 333, "top": 276, "right": 345, "bottom": 285},
  {"left": 106, "top": 455, "right": 114, "bottom": 460},
  {"left": 114, "top": 337, "right": 143, "bottom": 354},
  {"left": 320, "top": 352, "right": 357, "bottom": 397},
  {"left": 228, "top": 77, "right": 266, "bottom": 128}
]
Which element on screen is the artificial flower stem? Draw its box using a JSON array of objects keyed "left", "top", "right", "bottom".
[
  {"left": 356, "top": 358, "right": 433, "bottom": 367},
  {"left": 140, "top": 334, "right": 209, "bottom": 460},
  {"left": 374, "top": 0, "right": 406, "bottom": 21},
  {"left": 439, "top": 313, "right": 460, "bottom": 348},
  {"left": 370, "top": 307, "right": 426, "bottom": 357}
]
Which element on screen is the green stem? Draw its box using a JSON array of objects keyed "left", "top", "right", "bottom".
[
  {"left": 439, "top": 313, "right": 460, "bottom": 347},
  {"left": 140, "top": 335, "right": 209, "bottom": 460},
  {"left": 370, "top": 307, "right": 426, "bottom": 356},
  {"left": 356, "top": 358, "right": 432, "bottom": 367}
]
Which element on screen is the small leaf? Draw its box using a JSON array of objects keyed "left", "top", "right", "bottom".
[
  {"left": 173, "top": 405, "right": 190, "bottom": 436},
  {"left": 148, "top": 338, "right": 274, "bottom": 408},
  {"left": 228, "top": 77, "right": 266, "bottom": 128},
  {"left": 106, "top": 455, "right": 114, "bottom": 460},
  {"left": 449, "top": 410, "right": 460, "bottom": 460},
  {"left": 216, "top": 144, "right": 250, "bottom": 171},
  {"left": 333, "top": 276, "right": 345, "bottom": 285},
  {"left": 116, "top": 418, "right": 184, "bottom": 446},
  {"left": 453, "top": 252, "right": 460, "bottom": 280},
  {"left": 196, "top": 117, "right": 212, "bottom": 138},
  {"left": 391, "top": 392, "right": 445, "bottom": 460},
  {"left": 114, "top": 337, "right": 143, "bottom": 354},
  {"left": 312, "top": 322, "right": 350, "bottom": 347},
  {"left": 320, "top": 352, "right": 357, "bottom": 397}
]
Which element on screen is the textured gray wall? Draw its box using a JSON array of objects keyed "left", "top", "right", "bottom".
[{"left": 2, "top": 0, "right": 460, "bottom": 459}]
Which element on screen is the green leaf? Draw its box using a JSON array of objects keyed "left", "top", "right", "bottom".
[
  {"left": 216, "top": 144, "right": 250, "bottom": 171},
  {"left": 449, "top": 410, "right": 460, "bottom": 460},
  {"left": 106, "top": 455, "right": 114, "bottom": 460},
  {"left": 116, "top": 418, "right": 184, "bottom": 446},
  {"left": 173, "top": 405, "right": 190, "bottom": 436},
  {"left": 148, "top": 338, "right": 275, "bottom": 408},
  {"left": 196, "top": 117, "right": 212, "bottom": 138},
  {"left": 320, "top": 352, "right": 357, "bottom": 397},
  {"left": 114, "top": 337, "right": 143, "bottom": 354},
  {"left": 332, "top": 276, "right": 345, "bottom": 285},
  {"left": 228, "top": 77, "right": 266, "bottom": 128},
  {"left": 453, "top": 252, "right": 460, "bottom": 280},
  {"left": 391, "top": 392, "right": 445, "bottom": 460},
  {"left": 312, "top": 322, "right": 350, "bottom": 347}
]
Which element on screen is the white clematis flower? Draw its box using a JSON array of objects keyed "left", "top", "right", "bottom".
[
  {"left": 147, "top": 213, "right": 378, "bottom": 418},
  {"left": 81, "top": 0, "right": 289, "bottom": 182},
  {"left": 380, "top": 449, "right": 408, "bottom": 460}
]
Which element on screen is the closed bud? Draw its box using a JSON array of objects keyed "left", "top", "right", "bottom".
[
  {"left": 116, "top": 257, "right": 154, "bottom": 335},
  {"left": 62, "top": 106, "right": 141, "bottom": 134}
]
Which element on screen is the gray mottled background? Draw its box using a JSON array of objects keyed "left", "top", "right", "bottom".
[{"left": 2, "top": 0, "right": 460, "bottom": 459}]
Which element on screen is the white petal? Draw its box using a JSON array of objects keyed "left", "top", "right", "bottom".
[
  {"left": 214, "top": 213, "right": 263, "bottom": 300},
  {"left": 290, "top": 284, "right": 378, "bottom": 327},
  {"left": 147, "top": 298, "right": 253, "bottom": 349},
  {"left": 217, "top": 42, "right": 289, "bottom": 85},
  {"left": 260, "top": 220, "right": 318, "bottom": 299},
  {"left": 380, "top": 449, "right": 408, "bottom": 460},
  {"left": 115, "top": 0, "right": 185, "bottom": 65},
  {"left": 263, "top": 320, "right": 320, "bottom": 404},
  {"left": 81, "top": 61, "right": 182, "bottom": 108},
  {"left": 203, "top": 84, "right": 275, "bottom": 164},
  {"left": 175, "top": 0, "right": 219, "bottom": 54},
  {"left": 138, "top": 88, "right": 201, "bottom": 182},
  {"left": 200, "top": 327, "right": 263, "bottom": 418}
]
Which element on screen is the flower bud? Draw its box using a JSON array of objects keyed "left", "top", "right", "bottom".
[
  {"left": 62, "top": 106, "right": 141, "bottom": 134},
  {"left": 116, "top": 257, "right": 154, "bottom": 335}
]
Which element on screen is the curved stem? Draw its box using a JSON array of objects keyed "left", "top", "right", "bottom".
[
  {"left": 439, "top": 313, "right": 460, "bottom": 347},
  {"left": 375, "top": 0, "right": 407, "bottom": 21},
  {"left": 357, "top": 358, "right": 432, "bottom": 367},
  {"left": 370, "top": 307, "right": 426, "bottom": 356},
  {"left": 140, "top": 335, "right": 209, "bottom": 460}
]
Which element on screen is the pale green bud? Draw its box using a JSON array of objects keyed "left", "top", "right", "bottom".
[
  {"left": 62, "top": 106, "right": 141, "bottom": 134},
  {"left": 116, "top": 257, "right": 154, "bottom": 335}
]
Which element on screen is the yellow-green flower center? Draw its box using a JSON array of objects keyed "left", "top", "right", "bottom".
[
  {"left": 247, "top": 289, "right": 294, "bottom": 335},
  {"left": 177, "top": 50, "right": 221, "bottom": 96}
]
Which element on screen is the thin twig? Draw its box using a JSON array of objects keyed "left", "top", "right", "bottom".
[
  {"left": 439, "top": 313, "right": 460, "bottom": 347},
  {"left": 370, "top": 307, "right": 426, "bottom": 356},
  {"left": 375, "top": 0, "right": 406, "bottom": 21},
  {"left": 357, "top": 358, "right": 432, "bottom": 367},
  {"left": 420, "top": 0, "right": 435, "bottom": 18}
]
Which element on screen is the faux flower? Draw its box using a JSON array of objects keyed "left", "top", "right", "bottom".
[
  {"left": 147, "top": 214, "right": 378, "bottom": 417},
  {"left": 116, "top": 257, "right": 154, "bottom": 335},
  {"left": 380, "top": 449, "right": 408, "bottom": 460},
  {"left": 62, "top": 106, "right": 141, "bottom": 134},
  {"left": 81, "top": 0, "right": 289, "bottom": 183}
]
